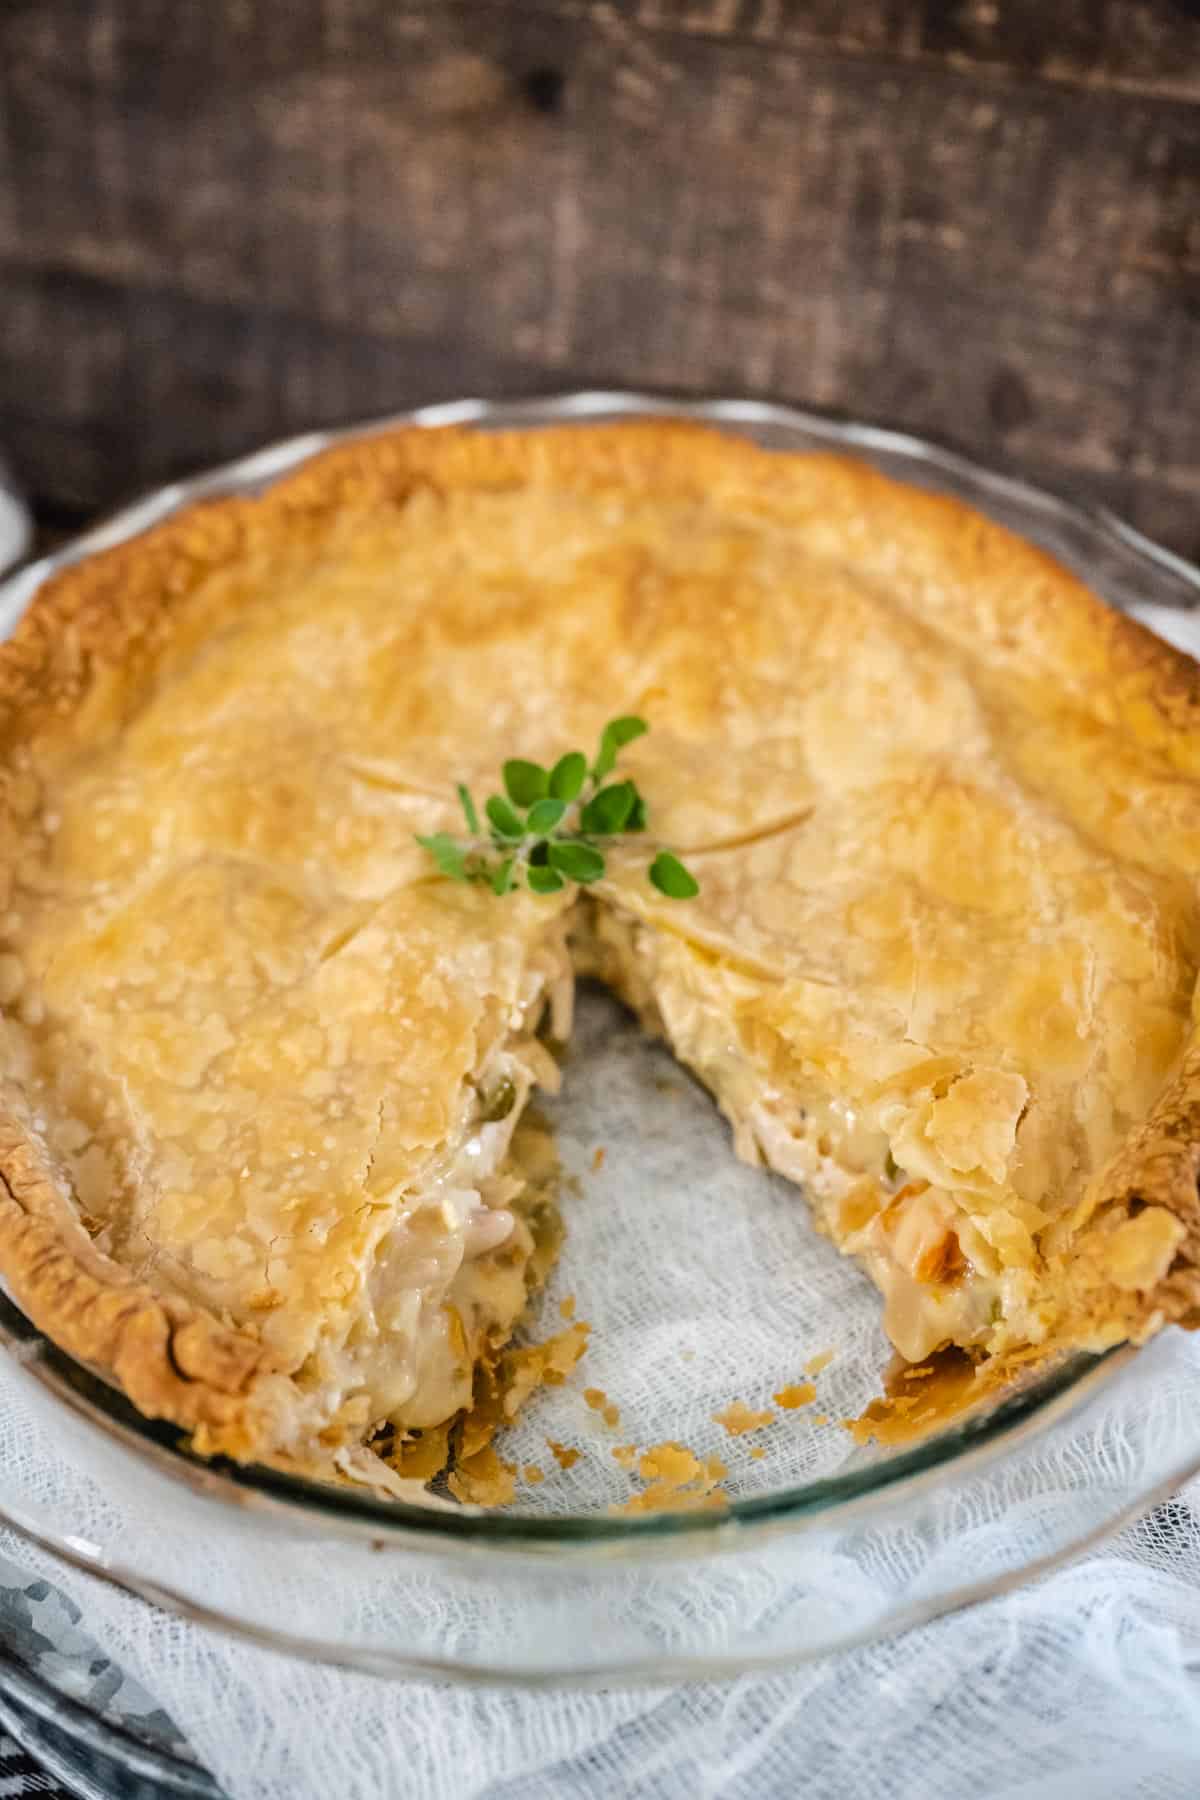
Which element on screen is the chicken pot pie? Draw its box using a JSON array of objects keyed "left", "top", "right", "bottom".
[{"left": 0, "top": 420, "right": 1198, "bottom": 1490}]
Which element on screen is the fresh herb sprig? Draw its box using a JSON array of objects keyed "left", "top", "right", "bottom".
[{"left": 417, "top": 716, "right": 699, "bottom": 899}]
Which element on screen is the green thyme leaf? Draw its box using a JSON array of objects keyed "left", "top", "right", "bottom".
[
  {"left": 528, "top": 838, "right": 551, "bottom": 867},
  {"left": 416, "top": 833, "right": 470, "bottom": 881},
  {"left": 502, "top": 759, "right": 549, "bottom": 807},
  {"left": 580, "top": 779, "right": 636, "bottom": 836},
  {"left": 608, "top": 715, "right": 649, "bottom": 749},
  {"left": 626, "top": 790, "right": 647, "bottom": 832},
  {"left": 649, "top": 851, "right": 699, "bottom": 899},
  {"left": 485, "top": 794, "right": 525, "bottom": 840},
  {"left": 527, "top": 795, "right": 568, "bottom": 834},
  {"left": 549, "top": 751, "right": 587, "bottom": 802},
  {"left": 527, "top": 864, "right": 565, "bottom": 894},
  {"left": 490, "top": 855, "right": 516, "bottom": 895},
  {"left": 456, "top": 782, "right": 480, "bottom": 836},
  {"left": 548, "top": 841, "right": 606, "bottom": 883},
  {"left": 594, "top": 715, "right": 648, "bottom": 781}
]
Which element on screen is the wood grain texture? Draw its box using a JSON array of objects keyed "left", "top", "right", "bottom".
[
  {"left": 0, "top": 0, "right": 1197, "bottom": 555},
  {"left": 576, "top": 1, "right": 1200, "bottom": 99}
]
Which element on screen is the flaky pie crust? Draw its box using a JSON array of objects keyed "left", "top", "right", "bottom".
[{"left": 1, "top": 420, "right": 1199, "bottom": 1465}]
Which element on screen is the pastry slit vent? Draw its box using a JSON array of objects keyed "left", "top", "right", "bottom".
[
  {"left": 340, "top": 758, "right": 443, "bottom": 798},
  {"left": 673, "top": 804, "right": 818, "bottom": 856},
  {"left": 317, "top": 917, "right": 371, "bottom": 962}
]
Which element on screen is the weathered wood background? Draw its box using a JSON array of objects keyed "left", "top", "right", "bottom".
[{"left": 1, "top": 1, "right": 1197, "bottom": 554}]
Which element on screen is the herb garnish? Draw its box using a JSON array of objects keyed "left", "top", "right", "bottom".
[{"left": 417, "top": 716, "right": 699, "bottom": 899}]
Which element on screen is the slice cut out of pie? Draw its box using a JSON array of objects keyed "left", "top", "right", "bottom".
[{"left": 0, "top": 419, "right": 1198, "bottom": 1491}]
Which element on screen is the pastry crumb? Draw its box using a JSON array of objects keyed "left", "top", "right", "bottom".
[
  {"left": 612, "top": 1439, "right": 729, "bottom": 1515},
  {"left": 714, "top": 1401, "right": 776, "bottom": 1436},
  {"left": 547, "top": 1438, "right": 580, "bottom": 1470},
  {"left": 448, "top": 1445, "right": 517, "bottom": 1507},
  {"left": 638, "top": 1441, "right": 704, "bottom": 1486},
  {"left": 443, "top": 1320, "right": 590, "bottom": 1501},
  {"left": 749, "top": 1446, "right": 765, "bottom": 1461},
  {"left": 391, "top": 1421, "right": 452, "bottom": 1481},
  {"left": 602, "top": 1402, "right": 620, "bottom": 1427},
  {"left": 523, "top": 1463, "right": 545, "bottom": 1484},
  {"left": 583, "top": 1386, "right": 607, "bottom": 1411},
  {"left": 614, "top": 1483, "right": 727, "bottom": 1516},
  {"left": 805, "top": 1349, "right": 834, "bottom": 1376},
  {"left": 497, "top": 1324, "right": 591, "bottom": 1426},
  {"left": 559, "top": 1294, "right": 576, "bottom": 1320},
  {"left": 813, "top": 1413, "right": 829, "bottom": 1426},
  {"left": 843, "top": 1396, "right": 918, "bottom": 1442},
  {"left": 592, "top": 1146, "right": 606, "bottom": 1171},
  {"left": 773, "top": 1382, "right": 816, "bottom": 1411}
]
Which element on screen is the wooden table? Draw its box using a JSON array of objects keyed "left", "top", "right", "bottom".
[{"left": 1, "top": 1, "right": 1197, "bottom": 555}]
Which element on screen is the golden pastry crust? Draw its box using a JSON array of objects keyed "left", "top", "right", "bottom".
[
  {"left": 0, "top": 1116, "right": 274, "bottom": 1454},
  {"left": 0, "top": 418, "right": 1198, "bottom": 1465}
]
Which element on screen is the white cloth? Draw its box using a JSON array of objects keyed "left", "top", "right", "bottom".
[
  {"left": 3, "top": 1331, "right": 1200, "bottom": 1800},
  {"left": 1, "top": 601, "right": 1200, "bottom": 1798}
]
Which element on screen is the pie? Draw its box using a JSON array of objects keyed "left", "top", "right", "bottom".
[{"left": 0, "top": 419, "right": 1198, "bottom": 1494}]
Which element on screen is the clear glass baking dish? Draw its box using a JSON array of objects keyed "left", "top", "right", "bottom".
[{"left": 1, "top": 391, "right": 1200, "bottom": 1688}]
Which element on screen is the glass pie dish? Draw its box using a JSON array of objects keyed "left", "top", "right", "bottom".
[
  {"left": 1, "top": 391, "right": 1200, "bottom": 1689},
  {"left": 0, "top": 453, "right": 30, "bottom": 580}
]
